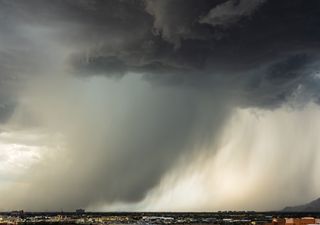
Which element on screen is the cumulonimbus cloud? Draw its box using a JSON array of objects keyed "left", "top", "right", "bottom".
[{"left": 1, "top": 0, "right": 320, "bottom": 211}]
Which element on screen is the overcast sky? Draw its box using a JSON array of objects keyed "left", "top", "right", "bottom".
[{"left": 1, "top": 0, "right": 320, "bottom": 212}]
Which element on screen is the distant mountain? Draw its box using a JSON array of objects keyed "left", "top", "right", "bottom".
[{"left": 283, "top": 198, "right": 320, "bottom": 212}]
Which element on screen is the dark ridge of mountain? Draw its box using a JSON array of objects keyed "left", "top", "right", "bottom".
[{"left": 283, "top": 198, "right": 320, "bottom": 212}]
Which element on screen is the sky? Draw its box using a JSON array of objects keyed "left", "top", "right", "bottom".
[{"left": 1, "top": 0, "right": 320, "bottom": 212}]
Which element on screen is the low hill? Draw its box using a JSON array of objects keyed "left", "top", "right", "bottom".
[{"left": 283, "top": 198, "right": 320, "bottom": 212}]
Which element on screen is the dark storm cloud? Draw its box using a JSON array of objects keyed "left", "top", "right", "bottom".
[
  {"left": 63, "top": 0, "right": 320, "bottom": 107},
  {"left": 2, "top": 0, "right": 320, "bottom": 210},
  {"left": 4, "top": 0, "right": 320, "bottom": 97},
  {"left": 239, "top": 54, "right": 320, "bottom": 108}
]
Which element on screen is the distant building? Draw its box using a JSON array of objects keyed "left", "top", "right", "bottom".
[
  {"left": 76, "top": 209, "right": 85, "bottom": 214},
  {"left": 10, "top": 210, "right": 24, "bottom": 217},
  {"left": 282, "top": 217, "right": 316, "bottom": 225},
  {"left": 301, "top": 217, "right": 315, "bottom": 225},
  {"left": 285, "top": 218, "right": 295, "bottom": 225},
  {"left": 272, "top": 218, "right": 286, "bottom": 225}
]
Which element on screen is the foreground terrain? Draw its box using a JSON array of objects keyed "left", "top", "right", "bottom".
[{"left": 1, "top": 211, "right": 320, "bottom": 225}]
